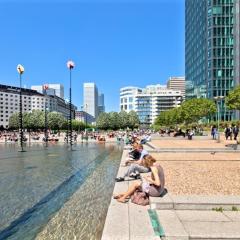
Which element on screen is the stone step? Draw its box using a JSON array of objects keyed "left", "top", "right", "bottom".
[
  {"left": 157, "top": 210, "right": 240, "bottom": 240},
  {"left": 150, "top": 195, "right": 240, "bottom": 211},
  {"left": 157, "top": 210, "right": 188, "bottom": 240}
]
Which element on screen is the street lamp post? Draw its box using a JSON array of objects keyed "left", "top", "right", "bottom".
[
  {"left": 44, "top": 104, "right": 48, "bottom": 147},
  {"left": 85, "top": 104, "right": 88, "bottom": 132},
  {"left": 43, "top": 85, "right": 49, "bottom": 147},
  {"left": 65, "top": 99, "right": 69, "bottom": 144},
  {"left": 67, "top": 60, "right": 75, "bottom": 150},
  {"left": 214, "top": 96, "right": 224, "bottom": 143},
  {"left": 17, "top": 64, "right": 25, "bottom": 152}
]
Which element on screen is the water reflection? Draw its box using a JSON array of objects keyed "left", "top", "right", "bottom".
[{"left": 0, "top": 143, "right": 122, "bottom": 240}]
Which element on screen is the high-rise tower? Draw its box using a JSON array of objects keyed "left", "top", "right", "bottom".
[
  {"left": 185, "top": 0, "right": 240, "bottom": 120},
  {"left": 83, "top": 83, "right": 98, "bottom": 120}
]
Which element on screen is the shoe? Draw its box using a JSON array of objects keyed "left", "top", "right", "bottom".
[
  {"left": 134, "top": 174, "right": 140, "bottom": 179},
  {"left": 115, "top": 177, "right": 124, "bottom": 182},
  {"left": 129, "top": 173, "right": 140, "bottom": 179}
]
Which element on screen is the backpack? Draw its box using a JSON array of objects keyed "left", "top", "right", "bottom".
[{"left": 131, "top": 189, "right": 149, "bottom": 206}]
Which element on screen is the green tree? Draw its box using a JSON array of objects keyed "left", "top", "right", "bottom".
[
  {"left": 109, "top": 112, "right": 120, "bottom": 130},
  {"left": 8, "top": 112, "right": 32, "bottom": 130},
  {"left": 157, "top": 108, "right": 182, "bottom": 126},
  {"left": 119, "top": 111, "right": 129, "bottom": 129},
  {"left": 28, "top": 110, "right": 45, "bottom": 130},
  {"left": 96, "top": 112, "right": 110, "bottom": 130},
  {"left": 48, "top": 112, "right": 65, "bottom": 130},
  {"left": 127, "top": 110, "right": 140, "bottom": 129},
  {"left": 226, "top": 86, "right": 240, "bottom": 110},
  {"left": 181, "top": 98, "right": 216, "bottom": 124},
  {"left": 8, "top": 112, "right": 19, "bottom": 129},
  {"left": 72, "top": 119, "right": 85, "bottom": 131},
  {"left": 154, "top": 98, "right": 216, "bottom": 127}
]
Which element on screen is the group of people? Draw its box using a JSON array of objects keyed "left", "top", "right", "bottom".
[
  {"left": 0, "top": 131, "right": 18, "bottom": 142},
  {"left": 211, "top": 124, "right": 239, "bottom": 141},
  {"left": 224, "top": 125, "right": 239, "bottom": 140},
  {"left": 114, "top": 142, "right": 165, "bottom": 204}
]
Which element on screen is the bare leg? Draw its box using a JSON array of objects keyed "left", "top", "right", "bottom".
[{"left": 117, "top": 181, "right": 141, "bottom": 203}]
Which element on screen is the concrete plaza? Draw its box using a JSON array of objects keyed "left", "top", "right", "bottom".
[{"left": 102, "top": 136, "right": 240, "bottom": 240}]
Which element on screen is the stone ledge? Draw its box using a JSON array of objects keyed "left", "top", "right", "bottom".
[
  {"left": 102, "top": 150, "right": 158, "bottom": 240},
  {"left": 150, "top": 195, "right": 240, "bottom": 211}
]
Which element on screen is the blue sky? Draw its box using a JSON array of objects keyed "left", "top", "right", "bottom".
[{"left": 0, "top": 0, "right": 184, "bottom": 112}]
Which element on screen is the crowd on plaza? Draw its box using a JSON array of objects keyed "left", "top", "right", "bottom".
[
  {"left": 157, "top": 126, "right": 204, "bottom": 140},
  {"left": 0, "top": 129, "right": 153, "bottom": 144}
]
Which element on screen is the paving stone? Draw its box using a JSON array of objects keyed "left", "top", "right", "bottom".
[
  {"left": 223, "top": 211, "right": 240, "bottom": 222},
  {"left": 183, "top": 221, "right": 240, "bottom": 239},
  {"left": 101, "top": 202, "right": 129, "bottom": 240},
  {"left": 129, "top": 203, "right": 159, "bottom": 240},
  {"left": 156, "top": 210, "right": 188, "bottom": 240},
  {"left": 176, "top": 210, "right": 230, "bottom": 222}
]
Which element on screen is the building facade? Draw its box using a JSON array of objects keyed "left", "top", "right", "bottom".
[
  {"left": 83, "top": 83, "right": 99, "bottom": 121},
  {"left": 0, "top": 84, "right": 76, "bottom": 128},
  {"left": 120, "top": 86, "right": 143, "bottom": 112},
  {"left": 185, "top": 0, "right": 240, "bottom": 121},
  {"left": 75, "top": 110, "right": 95, "bottom": 124},
  {"left": 98, "top": 93, "right": 105, "bottom": 115},
  {"left": 31, "top": 84, "right": 64, "bottom": 99},
  {"left": 120, "top": 85, "right": 183, "bottom": 125},
  {"left": 167, "top": 77, "right": 186, "bottom": 99}
]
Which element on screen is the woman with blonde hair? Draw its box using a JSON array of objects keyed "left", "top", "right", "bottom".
[{"left": 114, "top": 155, "right": 165, "bottom": 203}]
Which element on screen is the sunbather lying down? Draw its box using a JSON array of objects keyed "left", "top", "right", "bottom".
[{"left": 114, "top": 155, "right": 165, "bottom": 203}]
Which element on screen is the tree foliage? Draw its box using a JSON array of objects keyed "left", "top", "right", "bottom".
[
  {"left": 8, "top": 110, "right": 85, "bottom": 131},
  {"left": 154, "top": 98, "right": 217, "bottom": 127},
  {"left": 48, "top": 112, "right": 66, "bottom": 130},
  {"left": 8, "top": 112, "right": 20, "bottom": 129},
  {"left": 128, "top": 110, "right": 140, "bottom": 129},
  {"left": 118, "top": 111, "right": 129, "bottom": 129},
  {"left": 96, "top": 111, "right": 140, "bottom": 130},
  {"left": 28, "top": 110, "right": 45, "bottom": 130},
  {"left": 96, "top": 112, "right": 110, "bottom": 130},
  {"left": 181, "top": 98, "right": 216, "bottom": 124},
  {"left": 72, "top": 120, "right": 87, "bottom": 131},
  {"left": 225, "top": 86, "right": 240, "bottom": 110}
]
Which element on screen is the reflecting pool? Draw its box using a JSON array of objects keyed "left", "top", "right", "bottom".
[{"left": 0, "top": 143, "right": 122, "bottom": 240}]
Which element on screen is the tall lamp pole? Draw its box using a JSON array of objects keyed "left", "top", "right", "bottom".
[
  {"left": 85, "top": 104, "right": 88, "bottom": 132},
  {"left": 214, "top": 96, "right": 224, "bottom": 143},
  {"left": 43, "top": 84, "right": 49, "bottom": 147},
  {"left": 67, "top": 60, "right": 75, "bottom": 150},
  {"left": 17, "top": 64, "right": 25, "bottom": 152},
  {"left": 66, "top": 99, "right": 69, "bottom": 144}
]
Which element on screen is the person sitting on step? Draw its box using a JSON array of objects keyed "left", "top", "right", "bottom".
[
  {"left": 124, "top": 144, "right": 148, "bottom": 166},
  {"left": 114, "top": 155, "right": 165, "bottom": 203},
  {"left": 115, "top": 153, "right": 151, "bottom": 182}
]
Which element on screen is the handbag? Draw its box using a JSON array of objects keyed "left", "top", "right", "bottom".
[{"left": 131, "top": 189, "right": 149, "bottom": 206}]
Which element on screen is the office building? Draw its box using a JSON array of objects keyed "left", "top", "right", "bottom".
[
  {"left": 98, "top": 93, "right": 105, "bottom": 114},
  {"left": 75, "top": 110, "right": 95, "bottom": 124},
  {"left": 167, "top": 77, "right": 186, "bottom": 99},
  {"left": 120, "top": 86, "right": 143, "bottom": 112},
  {"left": 185, "top": 0, "right": 240, "bottom": 120},
  {"left": 0, "top": 84, "right": 76, "bottom": 128},
  {"left": 120, "top": 85, "right": 183, "bottom": 125},
  {"left": 83, "top": 83, "right": 99, "bottom": 121},
  {"left": 31, "top": 84, "right": 64, "bottom": 99}
]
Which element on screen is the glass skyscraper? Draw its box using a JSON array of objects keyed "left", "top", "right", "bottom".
[
  {"left": 83, "top": 83, "right": 99, "bottom": 121},
  {"left": 185, "top": 0, "right": 240, "bottom": 120}
]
